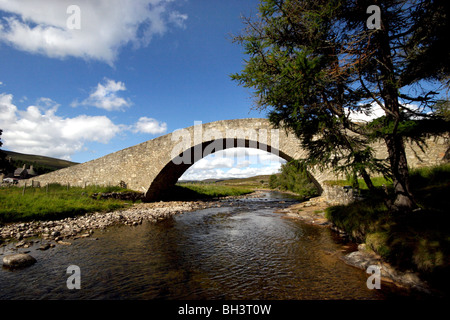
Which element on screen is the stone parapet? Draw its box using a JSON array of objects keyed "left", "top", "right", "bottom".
[{"left": 18, "top": 118, "right": 448, "bottom": 201}]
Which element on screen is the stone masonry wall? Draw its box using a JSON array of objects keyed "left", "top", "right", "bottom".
[
  {"left": 322, "top": 184, "right": 357, "bottom": 205},
  {"left": 19, "top": 118, "right": 449, "bottom": 200}
]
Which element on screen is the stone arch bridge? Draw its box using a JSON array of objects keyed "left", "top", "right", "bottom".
[{"left": 23, "top": 118, "right": 448, "bottom": 201}]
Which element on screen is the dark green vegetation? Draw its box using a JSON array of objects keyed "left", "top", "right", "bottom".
[
  {"left": 325, "top": 164, "right": 450, "bottom": 291},
  {"left": 231, "top": 0, "right": 450, "bottom": 210},
  {"left": 0, "top": 184, "right": 136, "bottom": 223},
  {"left": 269, "top": 160, "right": 319, "bottom": 200}
]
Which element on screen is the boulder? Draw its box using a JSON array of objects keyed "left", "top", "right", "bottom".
[{"left": 3, "top": 253, "right": 37, "bottom": 268}]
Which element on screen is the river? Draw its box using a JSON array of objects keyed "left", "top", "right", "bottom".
[{"left": 0, "top": 191, "right": 420, "bottom": 300}]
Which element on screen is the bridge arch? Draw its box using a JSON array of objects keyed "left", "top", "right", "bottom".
[
  {"left": 145, "top": 137, "right": 296, "bottom": 201},
  {"left": 21, "top": 118, "right": 448, "bottom": 202}
]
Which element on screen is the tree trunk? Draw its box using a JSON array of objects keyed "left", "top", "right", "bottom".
[
  {"left": 359, "top": 168, "right": 375, "bottom": 191},
  {"left": 376, "top": 4, "right": 416, "bottom": 211},
  {"left": 384, "top": 134, "right": 416, "bottom": 210}
]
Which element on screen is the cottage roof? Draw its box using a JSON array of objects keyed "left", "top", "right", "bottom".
[{"left": 14, "top": 164, "right": 36, "bottom": 177}]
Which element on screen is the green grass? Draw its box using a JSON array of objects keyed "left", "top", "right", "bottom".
[
  {"left": 174, "top": 183, "right": 254, "bottom": 199},
  {"left": 324, "top": 176, "right": 392, "bottom": 190},
  {"left": 324, "top": 164, "right": 450, "bottom": 291},
  {"left": 219, "top": 175, "right": 272, "bottom": 188},
  {"left": 0, "top": 181, "right": 255, "bottom": 223},
  {"left": 0, "top": 184, "right": 135, "bottom": 223}
]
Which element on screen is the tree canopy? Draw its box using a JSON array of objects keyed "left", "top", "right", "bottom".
[{"left": 231, "top": 0, "right": 449, "bottom": 210}]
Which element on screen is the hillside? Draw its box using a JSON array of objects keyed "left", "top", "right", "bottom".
[
  {"left": 4, "top": 150, "right": 78, "bottom": 171},
  {"left": 179, "top": 174, "right": 275, "bottom": 188}
]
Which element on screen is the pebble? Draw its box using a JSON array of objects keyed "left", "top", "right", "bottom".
[
  {"left": 39, "top": 244, "right": 51, "bottom": 251},
  {"left": 57, "top": 241, "right": 72, "bottom": 246}
]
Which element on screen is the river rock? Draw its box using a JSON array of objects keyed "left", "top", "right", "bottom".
[
  {"left": 341, "top": 250, "right": 380, "bottom": 269},
  {"left": 3, "top": 253, "right": 37, "bottom": 268},
  {"left": 341, "top": 249, "right": 431, "bottom": 293},
  {"left": 51, "top": 231, "right": 61, "bottom": 238},
  {"left": 39, "top": 243, "right": 51, "bottom": 251}
]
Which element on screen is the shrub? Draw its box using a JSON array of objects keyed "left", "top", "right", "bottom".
[
  {"left": 324, "top": 163, "right": 450, "bottom": 288},
  {"left": 269, "top": 160, "right": 319, "bottom": 199}
]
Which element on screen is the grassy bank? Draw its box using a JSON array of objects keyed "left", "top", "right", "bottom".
[
  {"left": 0, "top": 182, "right": 255, "bottom": 223},
  {"left": 179, "top": 183, "right": 254, "bottom": 197},
  {"left": 0, "top": 184, "right": 135, "bottom": 223},
  {"left": 324, "top": 164, "right": 450, "bottom": 291},
  {"left": 167, "top": 183, "right": 254, "bottom": 200}
]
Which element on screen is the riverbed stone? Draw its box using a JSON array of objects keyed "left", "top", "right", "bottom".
[
  {"left": 39, "top": 243, "right": 51, "bottom": 251},
  {"left": 341, "top": 249, "right": 431, "bottom": 293},
  {"left": 3, "top": 253, "right": 37, "bottom": 268}
]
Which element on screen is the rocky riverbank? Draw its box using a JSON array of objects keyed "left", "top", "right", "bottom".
[
  {"left": 342, "top": 244, "right": 432, "bottom": 294},
  {"left": 280, "top": 195, "right": 434, "bottom": 294},
  {"left": 0, "top": 190, "right": 267, "bottom": 252},
  {"left": 275, "top": 195, "right": 332, "bottom": 226},
  {"left": 0, "top": 191, "right": 271, "bottom": 268},
  {"left": 0, "top": 200, "right": 219, "bottom": 251}
]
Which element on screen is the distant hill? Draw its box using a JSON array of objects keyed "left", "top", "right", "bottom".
[
  {"left": 4, "top": 150, "right": 78, "bottom": 172},
  {"left": 179, "top": 174, "right": 275, "bottom": 187}
]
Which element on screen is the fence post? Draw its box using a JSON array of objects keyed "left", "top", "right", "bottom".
[
  {"left": 22, "top": 182, "right": 26, "bottom": 196},
  {"left": 46, "top": 183, "right": 49, "bottom": 194}
]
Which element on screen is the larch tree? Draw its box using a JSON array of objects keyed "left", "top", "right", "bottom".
[{"left": 231, "top": 0, "right": 449, "bottom": 211}]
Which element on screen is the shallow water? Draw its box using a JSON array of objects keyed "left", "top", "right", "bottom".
[{"left": 0, "top": 191, "right": 420, "bottom": 300}]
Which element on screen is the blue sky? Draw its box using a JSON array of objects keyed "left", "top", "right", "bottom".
[{"left": 0, "top": 0, "right": 287, "bottom": 180}]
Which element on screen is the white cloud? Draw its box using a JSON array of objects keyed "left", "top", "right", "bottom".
[
  {"left": 72, "top": 78, "right": 131, "bottom": 111},
  {"left": 348, "top": 102, "right": 421, "bottom": 122},
  {"left": 133, "top": 117, "right": 167, "bottom": 135},
  {"left": 0, "top": 93, "right": 122, "bottom": 160},
  {"left": 212, "top": 148, "right": 284, "bottom": 166},
  {"left": 191, "top": 157, "right": 235, "bottom": 170},
  {"left": 180, "top": 149, "right": 286, "bottom": 181},
  {"left": 0, "top": 0, "right": 188, "bottom": 65},
  {"left": 180, "top": 162, "right": 283, "bottom": 181},
  {"left": 348, "top": 103, "right": 386, "bottom": 123},
  {"left": 168, "top": 11, "right": 188, "bottom": 29}
]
